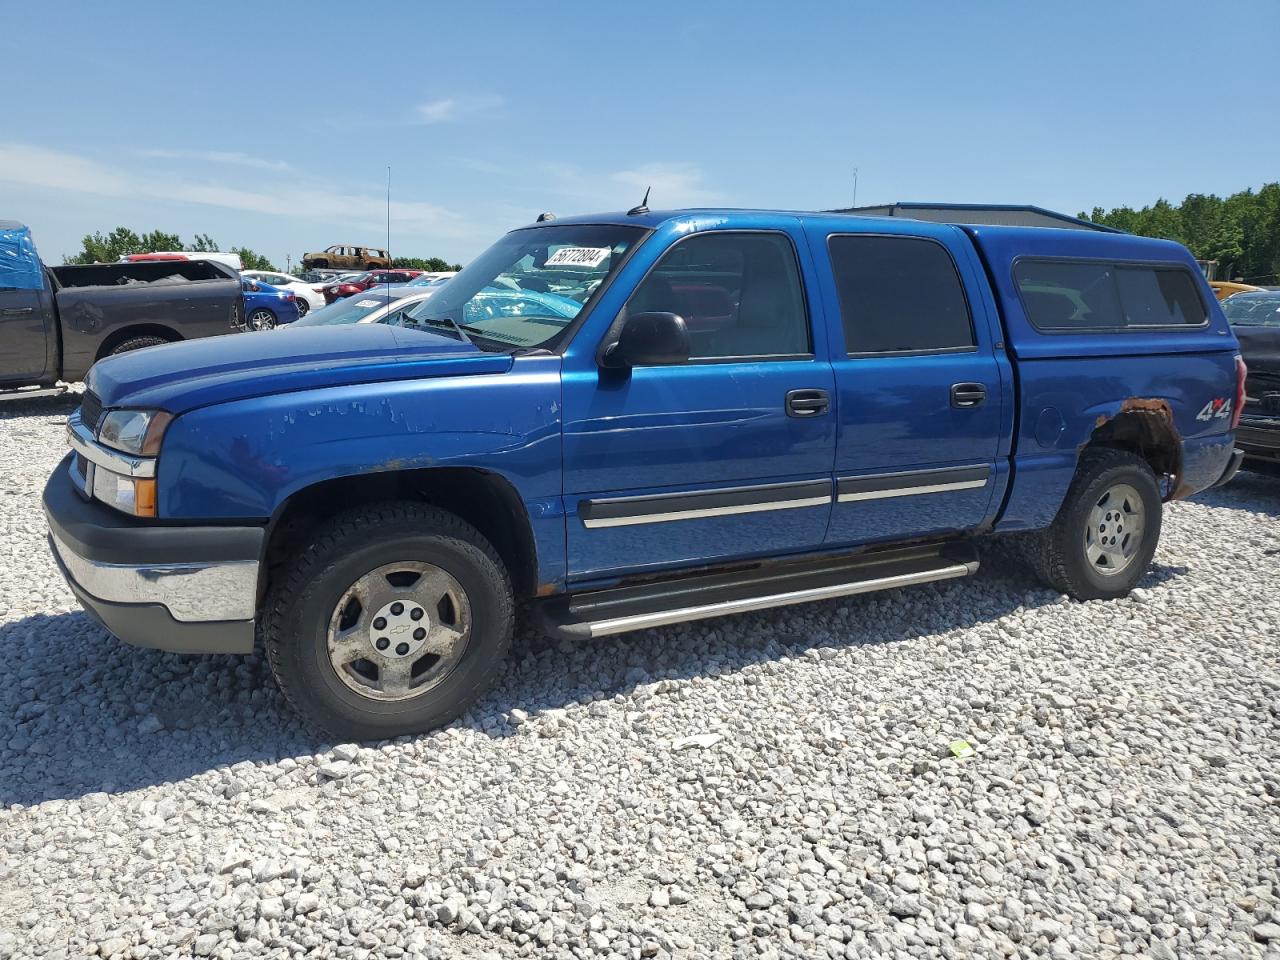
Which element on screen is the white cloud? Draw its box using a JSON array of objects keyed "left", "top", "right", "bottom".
[
  {"left": 0, "top": 143, "right": 480, "bottom": 240},
  {"left": 135, "top": 148, "right": 291, "bottom": 172},
  {"left": 539, "top": 161, "right": 724, "bottom": 212},
  {"left": 415, "top": 94, "right": 504, "bottom": 124}
]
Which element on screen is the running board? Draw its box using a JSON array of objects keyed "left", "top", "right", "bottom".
[
  {"left": 0, "top": 386, "right": 67, "bottom": 402},
  {"left": 534, "top": 543, "right": 979, "bottom": 639}
]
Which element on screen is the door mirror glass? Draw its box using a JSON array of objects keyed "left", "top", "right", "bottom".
[{"left": 603, "top": 311, "right": 690, "bottom": 367}]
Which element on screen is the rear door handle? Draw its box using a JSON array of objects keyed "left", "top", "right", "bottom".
[
  {"left": 786, "top": 388, "right": 830, "bottom": 417},
  {"left": 0, "top": 307, "right": 33, "bottom": 316},
  {"left": 950, "top": 382, "right": 987, "bottom": 408}
]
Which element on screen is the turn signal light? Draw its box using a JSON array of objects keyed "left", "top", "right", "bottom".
[{"left": 134, "top": 479, "right": 157, "bottom": 517}]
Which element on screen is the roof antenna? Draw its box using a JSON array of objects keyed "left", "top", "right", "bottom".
[
  {"left": 627, "top": 186, "right": 651, "bottom": 216},
  {"left": 535, "top": 211, "right": 556, "bottom": 222}
]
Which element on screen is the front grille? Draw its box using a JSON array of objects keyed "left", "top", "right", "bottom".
[{"left": 79, "top": 391, "right": 103, "bottom": 432}]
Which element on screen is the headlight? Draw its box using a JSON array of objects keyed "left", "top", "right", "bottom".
[{"left": 98, "top": 409, "right": 172, "bottom": 457}]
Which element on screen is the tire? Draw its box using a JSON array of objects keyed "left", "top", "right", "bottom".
[
  {"left": 263, "top": 501, "right": 515, "bottom": 740},
  {"left": 247, "top": 308, "right": 276, "bottom": 331},
  {"left": 296, "top": 299, "right": 310, "bottom": 318},
  {"left": 311, "top": 259, "right": 328, "bottom": 269},
  {"left": 1025, "top": 448, "right": 1162, "bottom": 601},
  {"left": 364, "top": 263, "right": 379, "bottom": 270},
  {"left": 110, "top": 335, "right": 168, "bottom": 356}
]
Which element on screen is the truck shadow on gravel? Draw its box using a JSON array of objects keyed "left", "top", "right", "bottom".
[{"left": 0, "top": 550, "right": 1188, "bottom": 807}]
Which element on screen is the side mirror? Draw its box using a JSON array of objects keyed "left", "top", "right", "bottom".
[{"left": 603, "top": 312, "right": 690, "bottom": 367}]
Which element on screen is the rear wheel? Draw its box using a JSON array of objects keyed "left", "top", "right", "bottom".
[
  {"left": 247, "top": 308, "right": 276, "bottom": 331},
  {"left": 1026, "top": 448, "right": 1162, "bottom": 600},
  {"left": 263, "top": 502, "right": 514, "bottom": 739},
  {"left": 296, "top": 299, "right": 310, "bottom": 317},
  {"left": 110, "top": 335, "right": 168, "bottom": 356}
]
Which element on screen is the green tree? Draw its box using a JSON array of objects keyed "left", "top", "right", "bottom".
[
  {"left": 63, "top": 226, "right": 276, "bottom": 271},
  {"left": 230, "top": 247, "right": 276, "bottom": 271},
  {"left": 392, "top": 256, "right": 462, "bottom": 272},
  {"left": 1081, "top": 182, "right": 1280, "bottom": 283}
]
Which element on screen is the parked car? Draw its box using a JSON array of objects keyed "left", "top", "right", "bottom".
[
  {"left": 297, "top": 269, "right": 342, "bottom": 284},
  {"left": 301, "top": 245, "right": 391, "bottom": 271},
  {"left": 1222, "top": 290, "right": 1280, "bottom": 464},
  {"left": 286, "top": 289, "right": 441, "bottom": 329},
  {"left": 43, "top": 209, "right": 1243, "bottom": 739},
  {"left": 404, "top": 271, "right": 458, "bottom": 287},
  {"left": 322, "top": 270, "right": 422, "bottom": 304},
  {"left": 241, "top": 277, "right": 300, "bottom": 330},
  {"left": 242, "top": 270, "right": 326, "bottom": 317},
  {"left": 0, "top": 221, "right": 243, "bottom": 396}
]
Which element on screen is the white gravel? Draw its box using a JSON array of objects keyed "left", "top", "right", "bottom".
[{"left": 1, "top": 394, "right": 1278, "bottom": 960}]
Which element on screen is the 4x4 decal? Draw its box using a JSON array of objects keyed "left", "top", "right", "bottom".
[{"left": 1195, "top": 398, "right": 1233, "bottom": 421}]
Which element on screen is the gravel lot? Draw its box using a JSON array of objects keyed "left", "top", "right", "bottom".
[{"left": 1, "top": 393, "right": 1278, "bottom": 960}]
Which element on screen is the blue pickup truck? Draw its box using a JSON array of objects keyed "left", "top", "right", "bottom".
[{"left": 43, "top": 209, "right": 1245, "bottom": 739}]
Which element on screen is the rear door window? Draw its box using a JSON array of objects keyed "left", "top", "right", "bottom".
[
  {"left": 1015, "top": 260, "right": 1207, "bottom": 330},
  {"left": 827, "top": 235, "right": 974, "bottom": 354}
]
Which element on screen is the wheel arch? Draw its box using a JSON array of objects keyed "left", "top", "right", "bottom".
[
  {"left": 261, "top": 466, "right": 540, "bottom": 603},
  {"left": 1082, "top": 398, "right": 1183, "bottom": 499},
  {"left": 95, "top": 324, "right": 182, "bottom": 361}
]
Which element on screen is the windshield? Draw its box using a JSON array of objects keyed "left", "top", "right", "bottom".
[
  {"left": 1223, "top": 294, "right": 1280, "bottom": 326},
  {"left": 400, "top": 224, "right": 645, "bottom": 351},
  {"left": 291, "top": 292, "right": 402, "bottom": 327}
]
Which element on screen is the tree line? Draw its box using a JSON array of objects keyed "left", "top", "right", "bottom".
[
  {"left": 1081, "top": 182, "right": 1280, "bottom": 284},
  {"left": 63, "top": 227, "right": 462, "bottom": 274},
  {"left": 64, "top": 227, "right": 277, "bottom": 271}
]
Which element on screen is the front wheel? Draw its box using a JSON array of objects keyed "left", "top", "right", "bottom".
[
  {"left": 1026, "top": 448, "right": 1162, "bottom": 600},
  {"left": 262, "top": 502, "right": 514, "bottom": 739}
]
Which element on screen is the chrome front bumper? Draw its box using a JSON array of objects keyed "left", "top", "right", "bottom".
[
  {"left": 49, "top": 531, "right": 258, "bottom": 623},
  {"left": 43, "top": 456, "right": 262, "bottom": 654}
]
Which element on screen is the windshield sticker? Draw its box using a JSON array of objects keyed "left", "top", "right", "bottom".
[
  {"left": 545, "top": 247, "right": 611, "bottom": 268},
  {"left": 354, "top": 299, "right": 381, "bottom": 308}
]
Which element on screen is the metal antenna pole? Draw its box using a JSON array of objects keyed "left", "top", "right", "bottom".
[
  {"left": 386, "top": 165, "right": 392, "bottom": 263},
  {"left": 852, "top": 167, "right": 859, "bottom": 208}
]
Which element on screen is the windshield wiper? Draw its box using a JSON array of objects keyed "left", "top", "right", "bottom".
[{"left": 408, "top": 315, "right": 473, "bottom": 345}]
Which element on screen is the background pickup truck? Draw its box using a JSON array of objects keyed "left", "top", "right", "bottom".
[
  {"left": 0, "top": 221, "right": 243, "bottom": 394},
  {"left": 43, "top": 208, "right": 1245, "bottom": 740}
]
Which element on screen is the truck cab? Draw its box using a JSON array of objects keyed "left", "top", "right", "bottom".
[{"left": 43, "top": 210, "right": 1244, "bottom": 740}]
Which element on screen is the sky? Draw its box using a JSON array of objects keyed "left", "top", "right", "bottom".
[{"left": 1, "top": 1, "right": 1277, "bottom": 270}]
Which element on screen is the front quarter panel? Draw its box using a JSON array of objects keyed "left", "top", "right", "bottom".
[{"left": 158, "top": 355, "right": 565, "bottom": 579}]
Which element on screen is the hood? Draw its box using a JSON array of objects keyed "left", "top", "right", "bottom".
[
  {"left": 86, "top": 323, "right": 513, "bottom": 414},
  {"left": 1235, "top": 325, "right": 1280, "bottom": 373},
  {"left": 1236, "top": 325, "right": 1280, "bottom": 398}
]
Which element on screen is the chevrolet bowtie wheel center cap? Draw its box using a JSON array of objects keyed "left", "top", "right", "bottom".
[{"left": 369, "top": 600, "right": 429, "bottom": 658}]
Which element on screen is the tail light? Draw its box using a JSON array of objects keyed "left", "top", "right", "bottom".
[
  {"left": 285, "top": 293, "right": 296, "bottom": 301},
  {"left": 1233, "top": 354, "right": 1247, "bottom": 429}
]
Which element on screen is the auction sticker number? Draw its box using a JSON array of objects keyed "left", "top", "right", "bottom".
[{"left": 545, "top": 247, "right": 610, "bottom": 268}]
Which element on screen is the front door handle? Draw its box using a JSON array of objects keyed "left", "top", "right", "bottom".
[
  {"left": 950, "top": 382, "right": 987, "bottom": 408},
  {"left": 786, "top": 388, "right": 830, "bottom": 418}
]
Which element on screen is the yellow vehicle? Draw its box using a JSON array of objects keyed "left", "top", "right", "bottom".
[{"left": 1209, "top": 280, "right": 1263, "bottom": 301}]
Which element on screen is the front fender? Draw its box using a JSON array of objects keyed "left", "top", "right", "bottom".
[{"left": 158, "top": 358, "right": 563, "bottom": 522}]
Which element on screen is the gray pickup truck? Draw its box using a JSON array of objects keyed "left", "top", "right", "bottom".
[{"left": 0, "top": 221, "right": 244, "bottom": 395}]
